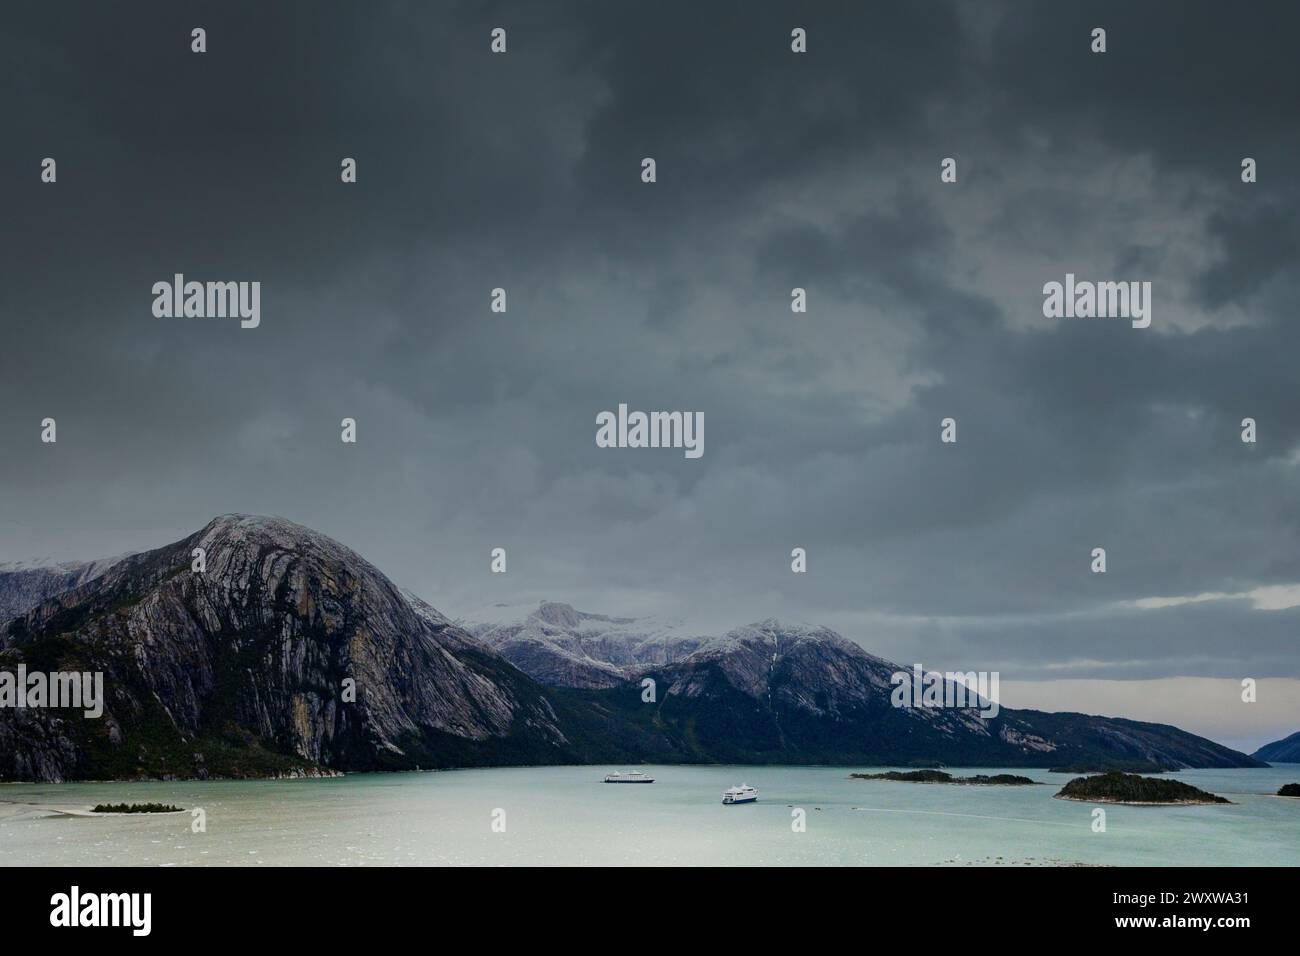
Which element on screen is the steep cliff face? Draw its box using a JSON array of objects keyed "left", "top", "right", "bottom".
[{"left": 0, "top": 516, "right": 570, "bottom": 781}]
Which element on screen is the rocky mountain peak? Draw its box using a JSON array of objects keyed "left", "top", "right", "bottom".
[
  {"left": 465, "top": 601, "right": 707, "bottom": 689},
  {"left": 1, "top": 515, "right": 573, "bottom": 781},
  {"left": 533, "top": 601, "right": 586, "bottom": 629}
]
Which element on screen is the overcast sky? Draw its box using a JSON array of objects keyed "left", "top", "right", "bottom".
[{"left": 2, "top": 2, "right": 1298, "bottom": 748}]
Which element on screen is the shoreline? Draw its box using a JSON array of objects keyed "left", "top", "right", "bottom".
[
  {"left": 1053, "top": 794, "right": 1234, "bottom": 806},
  {"left": 3, "top": 760, "right": 1293, "bottom": 787}
]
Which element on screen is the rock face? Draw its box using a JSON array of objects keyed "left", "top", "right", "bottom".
[
  {"left": 1253, "top": 730, "right": 1300, "bottom": 763},
  {"left": 0, "top": 516, "right": 1267, "bottom": 781},
  {"left": 0, "top": 516, "right": 572, "bottom": 781},
  {"left": 466, "top": 602, "right": 707, "bottom": 689}
]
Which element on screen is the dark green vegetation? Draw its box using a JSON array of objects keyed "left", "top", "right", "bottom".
[
  {"left": 91, "top": 802, "right": 181, "bottom": 813},
  {"left": 1049, "top": 761, "right": 1166, "bottom": 774},
  {"left": 853, "top": 769, "right": 954, "bottom": 782},
  {"left": 1055, "top": 772, "right": 1231, "bottom": 804},
  {"left": 851, "top": 770, "right": 1036, "bottom": 785},
  {"left": 1277, "top": 783, "right": 1300, "bottom": 797},
  {"left": 548, "top": 677, "right": 1261, "bottom": 771}
]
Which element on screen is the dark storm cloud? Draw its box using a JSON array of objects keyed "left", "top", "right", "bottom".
[
  {"left": 567, "top": 1, "right": 973, "bottom": 224},
  {"left": 987, "top": 1, "right": 1300, "bottom": 166},
  {"left": 980, "top": 0, "right": 1300, "bottom": 316},
  {"left": 2, "top": 0, "right": 1299, "bottom": 711}
]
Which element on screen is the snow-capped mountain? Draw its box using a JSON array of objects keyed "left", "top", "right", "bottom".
[{"left": 462, "top": 601, "right": 708, "bottom": 688}]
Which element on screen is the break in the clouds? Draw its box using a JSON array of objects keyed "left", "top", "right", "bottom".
[{"left": 2, "top": 1, "right": 1299, "bottom": 706}]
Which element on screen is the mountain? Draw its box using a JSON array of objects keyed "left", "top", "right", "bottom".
[
  {"left": 0, "top": 516, "right": 584, "bottom": 781},
  {"left": 1253, "top": 731, "right": 1300, "bottom": 763},
  {"left": 464, "top": 601, "right": 707, "bottom": 689},
  {"left": 470, "top": 609, "right": 1261, "bottom": 770},
  {"left": 561, "top": 619, "right": 1263, "bottom": 770},
  {"left": 0, "top": 556, "right": 126, "bottom": 625},
  {"left": 0, "top": 516, "right": 1266, "bottom": 781}
]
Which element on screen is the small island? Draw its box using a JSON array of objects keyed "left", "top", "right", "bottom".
[
  {"left": 1048, "top": 761, "right": 1167, "bottom": 774},
  {"left": 1277, "top": 783, "right": 1300, "bottom": 797},
  {"left": 1055, "top": 772, "right": 1230, "bottom": 805},
  {"left": 851, "top": 770, "right": 1037, "bottom": 786},
  {"left": 91, "top": 802, "right": 183, "bottom": 814}
]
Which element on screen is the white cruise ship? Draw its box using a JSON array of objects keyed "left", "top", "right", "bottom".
[
  {"left": 603, "top": 770, "right": 655, "bottom": 783},
  {"left": 721, "top": 784, "right": 758, "bottom": 804}
]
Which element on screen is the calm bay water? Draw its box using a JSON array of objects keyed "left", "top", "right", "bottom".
[{"left": 2, "top": 764, "right": 1298, "bottom": 866}]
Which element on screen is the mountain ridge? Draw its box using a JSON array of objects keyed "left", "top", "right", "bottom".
[
  {"left": 0, "top": 515, "right": 1266, "bottom": 781},
  {"left": 1253, "top": 730, "right": 1300, "bottom": 763},
  {"left": 466, "top": 600, "right": 708, "bottom": 689}
]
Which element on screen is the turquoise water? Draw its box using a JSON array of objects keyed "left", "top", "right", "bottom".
[{"left": 2, "top": 764, "right": 1298, "bottom": 866}]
